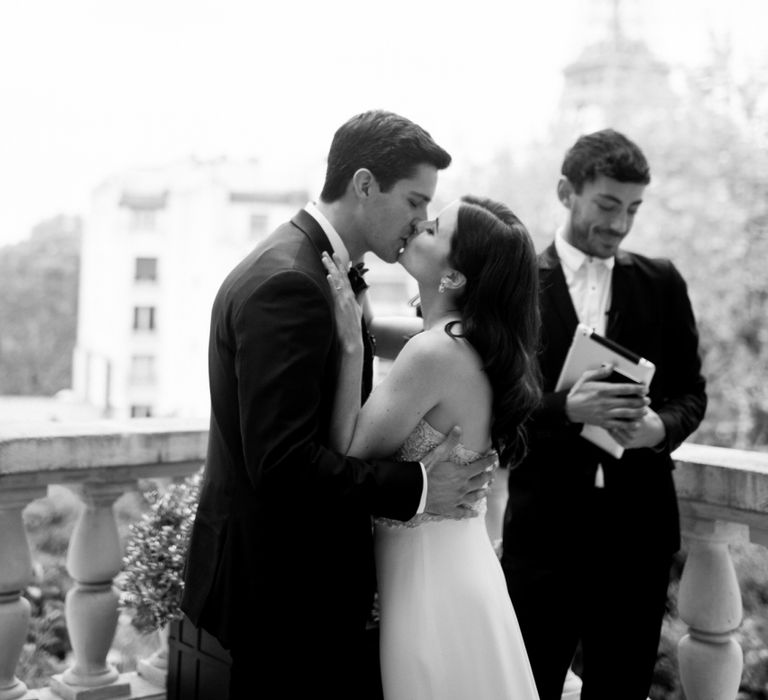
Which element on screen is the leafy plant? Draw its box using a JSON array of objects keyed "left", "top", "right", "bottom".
[{"left": 119, "top": 470, "right": 202, "bottom": 634}]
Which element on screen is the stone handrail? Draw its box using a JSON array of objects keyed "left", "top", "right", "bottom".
[
  {"left": 0, "top": 421, "right": 766, "bottom": 700},
  {"left": 672, "top": 442, "right": 768, "bottom": 700},
  {"left": 0, "top": 419, "right": 207, "bottom": 700}
]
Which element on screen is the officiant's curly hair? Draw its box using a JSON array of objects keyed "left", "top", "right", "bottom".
[
  {"left": 446, "top": 196, "right": 541, "bottom": 467},
  {"left": 562, "top": 129, "right": 650, "bottom": 193},
  {"left": 320, "top": 110, "right": 451, "bottom": 202}
]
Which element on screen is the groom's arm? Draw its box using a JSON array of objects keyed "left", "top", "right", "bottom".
[
  {"left": 234, "top": 269, "right": 423, "bottom": 519},
  {"left": 359, "top": 291, "right": 422, "bottom": 361}
]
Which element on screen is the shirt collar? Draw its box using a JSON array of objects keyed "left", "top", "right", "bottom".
[
  {"left": 304, "top": 201, "right": 351, "bottom": 269},
  {"left": 555, "top": 227, "right": 615, "bottom": 273}
]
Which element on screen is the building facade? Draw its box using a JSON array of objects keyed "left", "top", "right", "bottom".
[
  {"left": 73, "top": 158, "right": 311, "bottom": 419},
  {"left": 72, "top": 157, "right": 415, "bottom": 420}
]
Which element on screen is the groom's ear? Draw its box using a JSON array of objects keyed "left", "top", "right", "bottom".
[{"left": 352, "top": 169, "right": 375, "bottom": 199}]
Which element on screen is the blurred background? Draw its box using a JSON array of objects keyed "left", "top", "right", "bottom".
[{"left": 0, "top": 0, "right": 766, "bottom": 449}]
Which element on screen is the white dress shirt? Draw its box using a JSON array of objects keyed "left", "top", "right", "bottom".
[
  {"left": 555, "top": 228, "right": 615, "bottom": 487},
  {"left": 304, "top": 203, "right": 428, "bottom": 513},
  {"left": 555, "top": 227, "right": 614, "bottom": 336},
  {"left": 305, "top": 202, "right": 350, "bottom": 269}
]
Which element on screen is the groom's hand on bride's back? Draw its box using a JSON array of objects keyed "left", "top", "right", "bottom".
[{"left": 422, "top": 426, "right": 498, "bottom": 518}]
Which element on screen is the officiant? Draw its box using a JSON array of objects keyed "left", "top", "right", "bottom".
[{"left": 500, "top": 128, "right": 707, "bottom": 700}]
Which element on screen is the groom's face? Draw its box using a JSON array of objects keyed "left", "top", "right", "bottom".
[{"left": 362, "top": 163, "right": 438, "bottom": 263}]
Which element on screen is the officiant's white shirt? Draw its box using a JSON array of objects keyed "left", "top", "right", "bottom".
[
  {"left": 555, "top": 228, "right": 616, "bottom": 488},
  {"left": 555, "top": 227, "right": 614, "bottom": 336}
]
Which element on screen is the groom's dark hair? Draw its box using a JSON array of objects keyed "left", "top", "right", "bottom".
[{"left": 320, "top": 110, "right": 451, "bottom": 202}]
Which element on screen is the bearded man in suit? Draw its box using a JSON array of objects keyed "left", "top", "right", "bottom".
[
  {"left": 501, "top": 129, "right": 707, "bottom": 700},
  {"left": 182, "top": 110, "right": 496, "bottom": 699}
]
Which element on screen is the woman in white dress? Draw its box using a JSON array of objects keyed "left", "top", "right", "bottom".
[{"left": 322, "top": 195, "right": 541, "bottom": 700}]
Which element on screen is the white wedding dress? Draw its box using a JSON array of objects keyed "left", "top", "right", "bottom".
[{"left": 375, "top": 419, "right": 540, "bottom": 700}]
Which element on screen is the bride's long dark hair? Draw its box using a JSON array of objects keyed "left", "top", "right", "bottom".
[{"left": 446, "top": 195, "right": 541, "bottom": 467}]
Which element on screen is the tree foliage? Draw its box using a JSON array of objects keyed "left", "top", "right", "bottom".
[
  {"left": 447, "top": 47, "right": 768, "bottom": 452},
  {"left": 0, "top": 217, "right": 81, "bottom": 395}
]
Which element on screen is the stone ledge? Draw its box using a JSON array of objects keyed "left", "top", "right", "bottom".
[
  {"left": 49, "top": 675, "right": 130, "bottom": 700},
  {"left": 0, "top": 418, "right": 208, "bottom": 476},
  {"left": 32, "top": 673, "right": 163, "bottom": 700},
  {"left": 674, "top": 443, "right": 768, "bottom": 515}
]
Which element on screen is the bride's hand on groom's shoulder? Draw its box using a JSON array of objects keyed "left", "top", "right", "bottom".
[
  {"left": 423, "top": 426, "right": 498, "bottom": 518},
  {"left": 322, "top": 252, "right": 362, "bottom": 354}
]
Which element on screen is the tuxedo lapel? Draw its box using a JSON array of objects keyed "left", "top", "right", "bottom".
[
  {"left": 291, "top": 208, "right": 373, "bottom": 403},
  {"left": 606, "top": 251, "right": 633, "bottom": 340},
  {"left": 291, "top": 209, "right": 334, "bottom": 259},
  {"left": 360, "top": 317, "right": 374, "bottom": 403},
  {"left": 540, "top": 244, "right": 578, "bottom": 334}
]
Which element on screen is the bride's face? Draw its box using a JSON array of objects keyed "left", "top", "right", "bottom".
[{"left": 400, "top": 200, "right": 460, "bottom": 285}]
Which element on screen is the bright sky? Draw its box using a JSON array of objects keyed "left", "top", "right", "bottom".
[{"left": 0, "top": 0, "right": 765, "bottom": 246}]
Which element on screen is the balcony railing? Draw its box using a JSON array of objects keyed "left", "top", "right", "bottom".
[
  {"left": 0, "top": 419, "right": 206, "bottom": 700},
  {"left": 1, "top": 420, "right": 767, "bottom": 700}
]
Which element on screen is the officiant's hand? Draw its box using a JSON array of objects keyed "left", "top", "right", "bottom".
[
  {"left": 609, "top": 407, "right": 666, "bottom": 450},
  {"left": 565, "top": 365, "right": 649, "bottom": 431},
  {"left": 422, "top": 426, "right": 497, "bottom": 518}
]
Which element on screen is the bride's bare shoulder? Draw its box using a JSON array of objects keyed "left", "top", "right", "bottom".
[{"left": 402, "top": 325, "right": 481, "bottom": 374}]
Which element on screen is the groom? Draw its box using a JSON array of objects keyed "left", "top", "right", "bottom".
[{"left": 182, "top": 110, "right": 497, "bottom": 698}]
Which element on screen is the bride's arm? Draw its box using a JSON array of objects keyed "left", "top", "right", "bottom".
[
  {"left": 347, "top": 332, "right": 443, "bottom": 458},
  {"left": 322, "top": 253, "right": 364, "bottom": 455},
  {"left": 360, "top": 293, "right": 423, "bottom": 360},
  {"left": 484, "top": 466, "right": 509, "bottom": 554},
  {"left": 323, "top": 254, "right": 442, "bottom": 459}
]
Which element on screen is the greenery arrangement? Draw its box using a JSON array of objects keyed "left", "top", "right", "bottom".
[{"left": 119, "top": 471, "right": 202, "bottom": 635}]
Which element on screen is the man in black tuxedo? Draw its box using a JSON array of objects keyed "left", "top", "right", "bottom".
[
  {"left": 501, "top": 129, "right": 707, "bottom": 700},
  {"left": 182, "top": 110, "right": 496, "bottom": 698}
]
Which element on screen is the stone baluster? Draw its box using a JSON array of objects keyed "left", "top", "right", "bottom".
[
  {"left": 136, "top": 623, "right": 169, "bottom": 688},
  {"left": 0, "top": 487, "right": 45, "bottom": 700},
  {"left": 50, "top": 482, "right": 133, "bottom": 700},
  {"left": 677, "top": 519, "right": 744, "bottom": 700}
]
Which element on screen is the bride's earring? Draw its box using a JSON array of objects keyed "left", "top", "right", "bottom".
[{"left": 438, "top": 279, "right": 447, "bottom": 294}]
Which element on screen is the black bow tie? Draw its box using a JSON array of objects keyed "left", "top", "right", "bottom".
[{"left": 347, "top": 262, "right": 369, "bottom": 296}]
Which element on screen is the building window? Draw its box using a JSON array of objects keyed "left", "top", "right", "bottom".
[
  {"left": 135, "top": 257, "right": 158, "bottom": 282},
  {"left": 130, "top": 405, "right": 153, "bottom": 418},
  {"left": 133, "top": 306, "right": 156, "bottom": 331},
  {"left": 130, "top": 209, "right": 157, "bottom": 231},
  {"left": 249, "top": 213, "right": 269, "bottom": 239},
  {"left": 130, "top": 354, "right": 156, "bottom": 385}
]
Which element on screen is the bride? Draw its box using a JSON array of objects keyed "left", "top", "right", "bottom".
[{"left": 322, "top": 195, "right": 541, "bottom": 699}]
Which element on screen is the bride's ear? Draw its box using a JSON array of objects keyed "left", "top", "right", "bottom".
[{"left": 439, "top": 270, "right": 466, "bottom": 293}]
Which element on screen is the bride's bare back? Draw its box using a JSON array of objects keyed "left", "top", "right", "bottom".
[{"left": 348, "top": 320, "right": 493, "bottom": 460}]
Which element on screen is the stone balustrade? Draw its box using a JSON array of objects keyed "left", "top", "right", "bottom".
[
  {"left": 0, "top": 420, "right": 766, "bottom": 700},
  {"left": 673, "top": 443, "right": 768, "bottom": 700},
  {"left": 0, "top": 419, "right": 206, "bottom": 700}
]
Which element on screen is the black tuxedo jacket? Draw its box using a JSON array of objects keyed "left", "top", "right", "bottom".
[
  {"left": 503, "top": 243, "right": 707, "bottom": 563},
  {"left": 181, "top": 210, "right": 423, "bottom": 660}
]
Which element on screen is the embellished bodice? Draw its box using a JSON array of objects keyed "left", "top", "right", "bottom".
[{"left": 376, "top": 419, "right": 489, "bottom": 529}]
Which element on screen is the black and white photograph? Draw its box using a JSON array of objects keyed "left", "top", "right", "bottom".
[{"left": 0, "top": 0, "right": 766, "bottom": 698}]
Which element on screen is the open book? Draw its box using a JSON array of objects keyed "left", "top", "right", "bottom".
[{"left": 555, "top": 324, "right": 656, "bottom": 458}]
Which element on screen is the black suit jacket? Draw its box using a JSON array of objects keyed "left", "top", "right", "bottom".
[
  {"left": 181, "top": 210, "right": 423, "bottom": 658},
  {"left": 503, "top": 243, "right": 707, "bottom": 563}
]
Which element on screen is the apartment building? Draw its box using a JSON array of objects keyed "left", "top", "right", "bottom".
[{"left": 72, "top": 157, "right": 414, "bottom": 419}]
